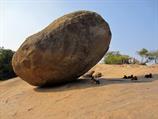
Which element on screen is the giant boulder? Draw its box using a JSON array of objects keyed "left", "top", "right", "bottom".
[{"left": 12, "top": 10, "right": 112, "bottom": 86}]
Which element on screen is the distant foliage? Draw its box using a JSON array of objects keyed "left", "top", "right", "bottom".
[
  {"left": 146, "top": 50, "right": 158, "bottom": 64},
  {"left": 104, "top": 49, "right": 158, "bottom": 65},
  {"left": 0, "top": 47, "right": 16, "bottom": 80},
  {"left": 104, "top": 51, "right": 130, "bottom": 64},
  {"left": 137, "top": 48, "right": 158, "bottom": 64},
  {"left": 137, "top": 48, "right": 149, "bottom": 64}
]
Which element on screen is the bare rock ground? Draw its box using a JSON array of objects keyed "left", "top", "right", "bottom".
[{"left": 0, "top": 64, "right": 158, "bottom": 119}]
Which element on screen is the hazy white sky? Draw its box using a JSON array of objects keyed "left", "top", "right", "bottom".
[{"left": 0, "top": 0, "right": 158, "bottom": 58}]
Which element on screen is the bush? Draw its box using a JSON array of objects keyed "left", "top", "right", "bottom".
[
  {"left": 104, "top": 51, "right": 129, "bottom": 64},
  {"left": 0, "top": 47, "right": 16, "bottom": 80}
]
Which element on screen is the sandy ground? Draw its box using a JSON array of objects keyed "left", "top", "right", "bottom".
[{"left": 0, "top": 64, "right": 158, "bottom": 119}]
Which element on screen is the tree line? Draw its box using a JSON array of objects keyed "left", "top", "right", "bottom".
[{"left": 104, "top": 48, "right": 158, "bottom": 65}]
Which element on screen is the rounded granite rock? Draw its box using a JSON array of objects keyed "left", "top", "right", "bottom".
[{"left": 12, "top": 10, "right": 112, "bottom": 86}]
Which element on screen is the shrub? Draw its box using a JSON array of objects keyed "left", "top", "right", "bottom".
[
  {"left": 104, "top": 51, "right": 129, "bottom": 64},
  {"left": 0, "top": 47, "right": 16, "bottom": 80}
]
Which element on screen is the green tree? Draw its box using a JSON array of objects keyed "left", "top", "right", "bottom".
[
  {"left": 0, "top": 47, "right": 16, "bottom": 80},
  {"left": 137, "top": 48, "right": 149, "bottom": 64},
  {"left": 104, "top": 51, "right": 130, "bottom": 64},
  {"left": 147, "top": 50, "right": 158, "bottom": 64}
]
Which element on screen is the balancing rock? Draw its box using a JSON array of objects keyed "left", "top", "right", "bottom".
[{"left": 12, "top": 10, "right": 112, "bottom": 86}]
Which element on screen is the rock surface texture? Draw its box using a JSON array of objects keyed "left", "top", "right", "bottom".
[{"left": 12, "top": 10, "right": 112, "bottom": 86}]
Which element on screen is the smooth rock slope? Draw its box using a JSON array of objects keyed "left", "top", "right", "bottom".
[{"left": 1, "top": 64, "right": 158, "bottom": 119}]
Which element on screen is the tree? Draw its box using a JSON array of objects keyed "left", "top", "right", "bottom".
[
  {"left": 104, "top": 51, "right": 130, "bottom": 64},
  {"left": 0, "top": 47, "right": 16, "bottom": 80},
  {"left": 147, "top": 50, "right": 158, "bottom": 64},
  {"left": 137, "top": 48, "right": 149, "bottom": 64}
]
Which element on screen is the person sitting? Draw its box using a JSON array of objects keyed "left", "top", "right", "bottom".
[
  {"left": 123, "top": 75, "right": 133, "bottom": 79},
  {"left": 123, "top": 75, "right": 128, "bottom": 79},
  {"left": 91, "top": 76, "right": 100, "bottom": 84},
  {"left": 93, "top": 72, "right": 102, "bottom": 78},
  {"left": 131, "top": 76, "right": 138, "bottom": 80},
  {"left": 145, "top": 73, "right": 153, "bottom": 78},
  {"left": 128, "top": 75, "right": 133, "bottom": 78},
  {"left": 83, "top": 70, "right": 95, "bottom": 79}
]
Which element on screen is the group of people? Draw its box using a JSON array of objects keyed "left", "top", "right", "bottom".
[
  {"left": 83, "top": 70, "right": 154, "bottom": 85},
  {"left": 83, "top": 71, "right": 102, "bottom": 84},
  {"left": 123, "top": 73, "right": 153, "bottom": 80}
]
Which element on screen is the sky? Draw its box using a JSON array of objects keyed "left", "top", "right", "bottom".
[{"left": 0, "top": 0, "right": 158, "bottom": 58}]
